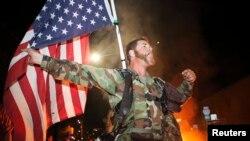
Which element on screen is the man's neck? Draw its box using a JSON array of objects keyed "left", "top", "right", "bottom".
[{"left": 129, "top": 61, "right": 148, "bottom": 76}]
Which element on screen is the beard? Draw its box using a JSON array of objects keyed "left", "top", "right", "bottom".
[{"left": 134, "top": 50, "right": 155, "bottom": 66}]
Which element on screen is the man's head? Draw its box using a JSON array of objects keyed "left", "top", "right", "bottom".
[{"left": 125, "top": 37, "right": 155, "bottom": 66}]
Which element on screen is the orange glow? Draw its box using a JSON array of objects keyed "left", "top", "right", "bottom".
[
  {"left": 176, "top": 118, "right": 182, "bottom": 122},
  {"left": 174, "top": 98, "right": 208, "bottom": 141},
  {"left": 177, "top": 118, "right": 207, "bottom": 141},
  {"left": 182, "top": 130, "right": 207, "bottom": 141}
]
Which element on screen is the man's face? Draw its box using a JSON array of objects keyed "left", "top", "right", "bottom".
[{"left": 134, "top": 40, "right": 155, "bottom": 66}]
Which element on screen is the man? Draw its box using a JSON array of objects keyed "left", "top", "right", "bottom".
[{"left": 24, "top": 37, "right": 196, "bottom": 141}]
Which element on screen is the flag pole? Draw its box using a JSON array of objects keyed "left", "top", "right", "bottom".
[{"left": 110, "top": 0, "right": 127, "bottom": 69}]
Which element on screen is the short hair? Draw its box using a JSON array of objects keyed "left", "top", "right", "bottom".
[{"left": 125, "top": 36, "right": 149, "bottom": 64}]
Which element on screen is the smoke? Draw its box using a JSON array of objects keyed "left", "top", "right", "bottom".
[
  {"left": 89, "top": 0, "right": 231, "bottom": 106},
  {"left": 89, "top": 0, "right": 216, "bottom": 99}
]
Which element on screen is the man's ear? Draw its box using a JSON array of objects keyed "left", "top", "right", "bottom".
[{"left": 129, "top": 50, "right": 135, "bottom": 57}]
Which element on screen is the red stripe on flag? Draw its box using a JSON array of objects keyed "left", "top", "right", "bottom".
[
  {"left": 56, "top": 82, "right": 67, "bottom": 121},
  {"left": 19, "top": 74, "right": 43, "bottom": 139},
  {"left": 35, "top": 63, "right": 47, "bottom": 106},
  {"left": 4, "top": 89, "right": 26, "bottom": 141},
  {"left": 5, "top": 56, "right": 28, "bottom": 89},
  {"left": 80, "top": 35, "right": 90, "bottom": 64},
  {"left": 70, "top": 84, "right": 84, "bottom": 115}
]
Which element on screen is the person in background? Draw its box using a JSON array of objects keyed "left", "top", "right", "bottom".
[
  {"left": 24, "top": 36, "right": 196, "bottom": 141},
  {"left": 0, "top": 103, "right": 14, "bottom": 141}
]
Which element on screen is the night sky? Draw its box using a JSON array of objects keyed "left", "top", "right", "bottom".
[{"left": 0, "top": 0, "right": 249, "bottom": 103}]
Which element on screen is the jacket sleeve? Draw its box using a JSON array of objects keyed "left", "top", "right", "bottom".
[
  {"left": 176, "top": 80, "right": 193, "bottom": 103},
  {"left": 40, "top": 55, "right": 124, "bottom": 94},
  {"left": 161, "top": 80, "right": 193, "bottom": 113}
]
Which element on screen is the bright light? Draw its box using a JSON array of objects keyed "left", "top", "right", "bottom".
[
  {"left": 91, "top": 53, "right": 101, "bottom": 63},
  {"left": 176, "top": 118, "right": 182, "bottom": 122}
]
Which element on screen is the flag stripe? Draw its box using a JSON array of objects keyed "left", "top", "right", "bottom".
[
  {"left": 62, "top": 84, "right": 75, "bottom": 117},
  {"left": 48, "top": 75, "right": 59, "bottom": 124},
  {"left": 6, "top": 52, "right": 28, "bottom": 89},
  {"left": 73, "top": 38, "right": 82, "bottom": 63},
  {"left": 5, "top": 89, "right": 26, "bottom": 141},
  {"left": 79, "top": 88, "right": 87, "bottom": 112},
  {"left": 31, "top": 65, "right": 48, "bottom": 140},
  {"left": 70, "top": 85, "right": 84, "bottom": 115},
  {"left": 21, "top": 72, "right": 43, "bottom": 140},
  {"left": 80, "top": 35, "right": 90, "bottom": 64},
  {"left": 9, "top": 82, "right": 34, "bottom": 141}
]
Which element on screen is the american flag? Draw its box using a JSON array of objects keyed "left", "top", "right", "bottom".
[
  {"left": 3, "top": 0, "right": 113, "bottom": 141},
  {"left": 31, "top": 0, "right": 113, "bottom": 48}
]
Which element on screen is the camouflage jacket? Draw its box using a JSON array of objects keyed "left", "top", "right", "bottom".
[{"left": 41, "top": 56, "right": 193, "bottom": 140}]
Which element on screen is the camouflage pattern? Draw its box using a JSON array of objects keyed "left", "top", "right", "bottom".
[
  {"left": 41, "top": 56, "right": 193, "bottom": 141},
  {"left": 162, "top": 113, "right": 182, "bottom": 141}
]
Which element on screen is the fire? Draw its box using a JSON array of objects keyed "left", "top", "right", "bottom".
[
  {"left": 174, "top": 98, "right": 208, "bottom": 141},
  {"left": 181, "top": 126, "right": 207, "bottom": 141}
]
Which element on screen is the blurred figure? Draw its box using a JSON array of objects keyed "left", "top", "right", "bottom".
[{"left": 0, "top": 103, "right": 13, "bottom": 141}]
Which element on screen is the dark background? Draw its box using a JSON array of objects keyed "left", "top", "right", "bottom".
[{"left": 0, "top": 0, "right": 249, "bottom": 102}]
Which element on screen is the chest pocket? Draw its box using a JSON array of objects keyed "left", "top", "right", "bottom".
[{"left": 133, "top": 81, "right": 163, "bottom": 120}]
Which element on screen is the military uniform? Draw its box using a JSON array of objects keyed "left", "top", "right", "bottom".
[{"left": 41, "top": 56, "right": 193, "bottom": 141}]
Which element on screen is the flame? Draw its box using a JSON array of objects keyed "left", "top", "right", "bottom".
[
  {"left": 175, "top": 98, "right": 208, "bottom": 141},
  {"left": 181, "top": 127, "right": 207, "bottom": 141}
]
